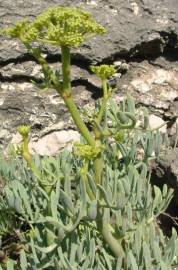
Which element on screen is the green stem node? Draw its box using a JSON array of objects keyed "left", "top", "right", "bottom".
[{"left": 61, "top": 46, "right": 95, "bottom": 146}]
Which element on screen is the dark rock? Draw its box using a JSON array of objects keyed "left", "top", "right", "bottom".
[
  {"left": 169, "top": 100, "right": 178, "bottom": 118},
  {"left": 0, "top": 0, "right": 178, "bottom": 63},
  {"left": 0, "top": 80, "right": 93, "bottom": 148},
  {"left": 0, "top": 61, "right": 101, "bottom": 91},
  {"left": 153, "top": 148, "right": 178, "bottom": 206}
]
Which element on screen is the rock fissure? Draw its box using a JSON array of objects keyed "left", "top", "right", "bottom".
[{"left": 0, "top": 0, "right": 177, "bottom": 156}]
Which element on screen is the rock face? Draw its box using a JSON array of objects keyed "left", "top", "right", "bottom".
[
  {"left": 0, "top": 0, "right": 178, "bottom": 63},
  {"left": 115, "top": 59, "right": 178, "bottom": 116},
  {"left": 0, "top": 0, "right": 178, "bottom": 155},
  {"left": 153, "top": 148, "right": 178, "bottom": 206}
]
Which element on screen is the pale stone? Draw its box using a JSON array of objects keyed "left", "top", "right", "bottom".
[
  {"left": 154, "top": 69, "right": 171, "bottom": 84},
  {"left": 131, "top": 80, "right": 150, "bottom": 93},
  {"left": 160, "top": 89, "right": 178, "bottom": 101},
  {"left": 1, "top": 83, "right": 9, "bottom": 90},
  {"left": 0, "top": 98, "right": 4, "bottom": 106},
  {"left": 11, "top": 132, "right": 23, "bottom": 144},
  {"left": 87, "top": 0, "right": 97, "bottom": 6},
  {"left": 0, "top": 129, "right": 8, "bottom": 139},
  {"left": 31, "top": 65, "right": 42, "bottom": 76},
  {"left": 149, "top": 114, "right": 167, "bottom": 133},
  {"left": 113, "top": 61, "right": 122, "bottom": 67},
  {"left": 131, "top": 2, "right": 139, "bottom": 16},
  {"left": 156, "top": 17, "right": 169, "bottom": 26},
  {"left": 30, "top": 130, "right": 80, "bottom": 156}
]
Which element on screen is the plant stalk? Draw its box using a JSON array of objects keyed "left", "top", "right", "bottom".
[
  {"left": 21, "top": 137, "right": 41, "bottom": 180},
  {"left": 22, "top": 137, "right": 54, "bottom": 194},
  {"left": 93, "top": 79, "right": 108, "bottom": 185},
  {"left": 96, "top": 79, "right": 108, "bottom": 125},
  {"left": 97, "top": 208, "right": 124, "bottom": 258},
  {"left": 61, "top": 46, "right": 95, "bottom": 146}
]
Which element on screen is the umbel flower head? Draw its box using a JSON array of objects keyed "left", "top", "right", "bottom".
[
  {"left": 18, "top": 125, "right": 31, "bottom": 138},
  {"left": 0, "top": 19, "right": 31, "bottom": 42},
  {"left": 74, "top": 143, "right": 101, "bottom": 159},
  {"left": 0, "top": 7, "right": 106, "bottom": 47},
  {"left": 90, "top": 65, "right": 116, "bottom": 79}
]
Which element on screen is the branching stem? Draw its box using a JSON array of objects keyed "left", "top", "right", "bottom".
[{"left": 61, "top": 46, "right": 95, "bottom": 147}]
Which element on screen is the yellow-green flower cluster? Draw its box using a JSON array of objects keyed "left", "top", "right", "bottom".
[
  {"left": 18, "top": 125, "right": 31, "bottom": 138},
  {"left": 0, "top": 7, "right": 106, "bottom": 47},
  {"left": 114, "top": 130, "right": 125, "bottom": 142},
  {"left": 0, "top": 19, "right": 32, "bottom": 43},
  {"left": 90, "top": 65, "right": 116, "bottom": 79},
  {"left": 75, "top": 143, "right": 101, "bottom": 159}
]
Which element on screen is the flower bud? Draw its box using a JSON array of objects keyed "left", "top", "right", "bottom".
[
  {"left": 18, "top": 125, "right": 31, "bottom": 138},
  {"left": 90, "top": 65, "right": 116, "bottom": 79}
]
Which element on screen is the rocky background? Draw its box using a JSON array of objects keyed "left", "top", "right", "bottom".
[
  {"left": 0, "top": 0, "right": 178, "bottom": 229},
  {"left": 0, "top": 0, "right": 178, "bottom": 154}
]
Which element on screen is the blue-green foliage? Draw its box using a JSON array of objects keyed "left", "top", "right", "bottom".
[{"left": 0, "top": 97, "right": 177, "bottom": 269}]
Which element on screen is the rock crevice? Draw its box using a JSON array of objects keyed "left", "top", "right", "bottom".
[{"left": 0, "top": 0, "right": 177, "bottom": 155}]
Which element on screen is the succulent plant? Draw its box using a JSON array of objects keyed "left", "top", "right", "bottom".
[{"left": 0, "top": 6, "right": 178, "bottom": 270}]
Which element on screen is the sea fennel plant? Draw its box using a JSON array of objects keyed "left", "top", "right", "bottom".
[{"left": 0, "top": 6, "right": 178, "bottom": 270}]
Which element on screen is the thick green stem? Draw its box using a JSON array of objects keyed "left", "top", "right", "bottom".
[
  {"left": 101, "top": 222, "right": 124, "bottom": 258},
  {"left": 93, "top": 141, "right": 103, "bottom": 185},
  {"left": 22, "top": 137, "right": 41, "bottom": 180},
  {"left": 61, "top": 46, "right": 95, "bottom": 146},
  {"left": 94, "top": 79, "right": 122, "bottom": 255},
  {"left": 63, "top": 95, "right": 96, "bottom": 146},
  {"left": 93, "top": 79, "right": 108, "bottom": 185},
  {"left": 96, "top": 79, "right": 108, "bottom": 125},
  {"left": 94, "top": 80, "right": 107, "bottom": 184},
  {"left": 94, "top": 79, "right": 108, "bottom": 184},
  {"left": 61, "top": 46, "right": 103, "bottom": 186},
  {"left": 81, "top": 161, "right": 95, "bottom": 200},
  {"left": 61, "top": 46, "right": 71, "bottom": 94},
  {"left": 97, "top": 208, "right": 124, "bottom": 258}
]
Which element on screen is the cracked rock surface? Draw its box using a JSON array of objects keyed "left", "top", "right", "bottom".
[
  {"left": 0, "top": 0, "right": 178, "bottom": 63},
  {"left": 115, "top": 60, "right": 178, "bottom": 116},
  {"left": 0, "top": 0, "right": 178, "bottom": 155}
]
